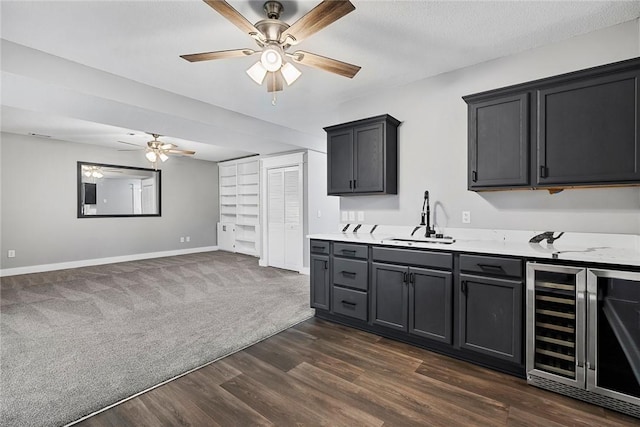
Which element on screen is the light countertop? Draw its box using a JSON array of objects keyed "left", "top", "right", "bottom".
[{"left": 308, "top": 225, "right": 640, "bottom": 267}]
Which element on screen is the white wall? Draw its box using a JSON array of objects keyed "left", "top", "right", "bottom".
[
  {"left": 0, "top": 132, "right": 219, "bottom": 269},
  {"left": 304, "top": 150, "right": 340, "bottom": 268},
  {"left": 336, "top": 20, "right": 640, "bottom": 235}
]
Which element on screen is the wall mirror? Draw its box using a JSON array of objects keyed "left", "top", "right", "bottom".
[{"left": 77, "top": 162, "right": 161, "bottom": 218}]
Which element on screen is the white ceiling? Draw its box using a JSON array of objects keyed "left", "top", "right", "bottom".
[{"left": 2, "top": 0, "right": 639, "bottom": 161}]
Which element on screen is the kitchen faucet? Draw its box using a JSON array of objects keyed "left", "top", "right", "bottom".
[{"left": 421, "top": 190, "right": 435, "bottom": 237}]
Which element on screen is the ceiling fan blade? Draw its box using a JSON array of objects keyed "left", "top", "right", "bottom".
[
  {"left": 289, "top": 51, "right": 361, "bottom": 78},
  {"left": 267, "top": 71, "right": 284, "bottom": 93},
  {"left": 203, "top": 0, "right": 261, "bottom": 36},
  {"left": 167, "top": 149, "right": 196, "bottom": 156},
  {"left": 279, "top": 0, "right": 355, "bottom": 45},
  {"left": 180, "top": 48, "right": 256, "bottom": 63},
  {"left": 117, "top": 149, "right": 142, "bottom": 152},
  {"left": 160, "top": 143, "right": 177, "bottom": 150}
]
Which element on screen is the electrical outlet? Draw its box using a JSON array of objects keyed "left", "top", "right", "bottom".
[
  {"left": 341, "top": 211, "right": 348, "bottom": 221},
  {"left": 462, "top": 211, "right": 471, "bottom": 224},
  {"left": 357, "top": 211, "right": 365, "bottom": 222},
  {"left": 317, "top": 209, "right": 322, "bottom": 218},
  {"left": 186, "top": 236, "right": 190, "bottom": 242},
  {"left": 180, "top": 237, "right": 185, "bottom": 243},
  {"left": 7, "top": 250, "right": 16, "bottom": 258},
  {"left": 348, "top": 211, "right": 356, "bottom": 221}
]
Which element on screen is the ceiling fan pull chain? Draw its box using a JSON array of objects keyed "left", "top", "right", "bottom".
[{"left": 272, "top": 91, "right": 277, "bottom": 106}]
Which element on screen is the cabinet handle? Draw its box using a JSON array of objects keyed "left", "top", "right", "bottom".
[
  {"left": 312, "top": 245, "right": 325, "bottom": 251},
  {"left": 410, "top": 273, "right": 415, "bottom": 284},
  {"left": 472, "top": 170, "right": 478, "bottom": 182},
  {"left": 461, "top": 280, "right": 467, "bottom": 294},
  {"left": 341, "top": 300, "right": 357, "bottom": 307},
  {"left": 353, "top": 179, "right": 357, "bottom": 189},
  {"left": 540, "top": 165, "right": 548, "bottom": 178},
  {"left": 341, "top": 271, "right": 356, "bottom": 277},
  {"left": 477, "top": 263, "right": 504, "bottom": 274},
  {"left": 341, "top": 249, "right": 357, "bottom": 255},
  {"left": 349, "top": 180, "right": 353, "bottom": 189},
  {"left": 403, "top": 272, "right": 408, "bottom": 283},
  {"left": 324, "top": 260, "right": 328, "bottom": 270}
]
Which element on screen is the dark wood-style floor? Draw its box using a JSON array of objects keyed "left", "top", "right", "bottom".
[{"left": 78, "top": 318, "right": 638, "bottom": 427}]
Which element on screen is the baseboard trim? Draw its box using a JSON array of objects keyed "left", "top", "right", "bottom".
[{"left": 0, "top": 246, "right": 219, "bottom": 277}]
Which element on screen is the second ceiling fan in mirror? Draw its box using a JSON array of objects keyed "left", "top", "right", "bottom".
[{"left": 181, "top": 0, "right": 361, "bottom": 99}]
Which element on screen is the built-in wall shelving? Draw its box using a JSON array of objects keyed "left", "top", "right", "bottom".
[{"left": 218, "top": 158, "right": 260, "bottom": 257}]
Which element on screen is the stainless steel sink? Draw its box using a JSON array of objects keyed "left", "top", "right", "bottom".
[{"left": 391, "top": 237, "right": 455, "bottom": 244}]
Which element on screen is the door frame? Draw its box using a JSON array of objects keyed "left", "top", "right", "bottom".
[{"left": 259, "top": 152, "right": 305, "bottom": 272}]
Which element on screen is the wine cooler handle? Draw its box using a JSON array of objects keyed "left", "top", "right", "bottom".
[
  {"left": 576, "top": 289, "right": 587, "bottom": 369},
  {"left": 586, "top": 289, "right": 597, "bottom": 372}
]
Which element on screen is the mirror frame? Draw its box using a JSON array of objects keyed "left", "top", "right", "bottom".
[{"left": 77, "top": 161, "right": 162, "bottom": 218}]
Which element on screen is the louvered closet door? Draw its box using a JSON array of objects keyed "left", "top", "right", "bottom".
[{"left": 267, "top": 166, "right": 302, "bottom": 271}]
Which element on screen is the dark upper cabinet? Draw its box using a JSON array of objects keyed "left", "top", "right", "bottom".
[
  {"left": 537, "top": 71, "right": 640, "bottom": 185},
  {"left": 464, "top": 57, "right": 640, "bottom": 191},
  {"left": 468, "top": 93, "right": 530, "bottom": 189},
  {"left": 325, "top": 114, "right": 400, "bottom": 196},
  {"left": 310, "top": 253, "right": 330, "bottom": 310},
  {"left": 459, "top": 273, "right": 522, "bottom": 364}
]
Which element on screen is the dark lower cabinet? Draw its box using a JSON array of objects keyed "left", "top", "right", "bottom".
[
  {"left": 371, "top": 263, "right": 408, "bottom": 331},
  {"left": 409, "top": 267, "right": 453, "bottom": 344},
  {"left": 371, "top": 262, "right": 453, "bottom": 344},
  {"left": 310, "top": 253, "right": 330, "bottom": 310},
  {"left": 459, "top": 273, "right": 523, "bottom": 364}
]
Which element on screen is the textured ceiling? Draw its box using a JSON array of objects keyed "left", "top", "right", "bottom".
[{"left": 2, "top": 1, "right": 639, "bottom": 161}]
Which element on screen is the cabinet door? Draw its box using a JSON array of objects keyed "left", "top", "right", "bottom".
[
  {"left": 408, "top": 267, "right": 453, "bottom": 344},
  {"left": 327, "top": 129, "right": 354, "bottom": 194},
  {"left": 537, "top": 71, "right": 640, "bottom": 185},
  {"left": 310, "top": 254, "right": 330, "bottom": 310},
  {"left": 468, "top": 93, "right": 530, "bottom": 189},
  {"left": 371, "top": 262, "right": 408, "bottom": 331},
  {"left": 353, "top": 123, "right": 385, "bottom": 193},
  {"left": 459, "top": 274, "right": 523, "bottom": 364}
]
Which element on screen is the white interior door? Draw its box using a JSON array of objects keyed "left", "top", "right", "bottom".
[{"left": 267, "top": 165, "right": 301, "bottom": 271}]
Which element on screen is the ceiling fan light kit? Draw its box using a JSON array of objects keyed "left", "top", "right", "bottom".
[{"left": 182, "top": 0, "right": 361, "bottom": 102}]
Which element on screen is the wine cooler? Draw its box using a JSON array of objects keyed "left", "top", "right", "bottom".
[{"left": 526, "top": 263, "right": 640, "bottom": 418}]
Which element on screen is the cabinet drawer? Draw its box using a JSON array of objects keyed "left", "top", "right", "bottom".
[
  {"left": 460, "top": 254, "right": 522, "bottom": 278},
  {"left": 372, "top": 247, "right": 452, "bottom": 270},
  {"left": 310, "top": 240, "right": 330, "bottom": 255},
  {"left": 332, "top": 258, "right": 368, "bottom": 291},
  {"left": 334, "top": 243, "right": 368, "bottom": 259},
  {"left": 332, "top": 286, "right": 367, "bottom": 321}
]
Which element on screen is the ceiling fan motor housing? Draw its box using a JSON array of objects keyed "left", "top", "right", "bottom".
[{"left": 263, "top": 1, "right": 284, "bottom": 19}]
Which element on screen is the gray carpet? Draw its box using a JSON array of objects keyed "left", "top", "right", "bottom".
[{"left": 0, "top": 251, "right": 313, "bottom": 427}]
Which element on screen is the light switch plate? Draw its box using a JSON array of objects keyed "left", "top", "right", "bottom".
[{"left": 348, "top": 211, "right": 356, "bottom": 221}]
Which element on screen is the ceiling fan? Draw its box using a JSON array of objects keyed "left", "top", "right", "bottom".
[
  {"left": 180, "top": 0, "right": 361, "bottom": 96},
  {"left": 118, "top": 134, "right": 195, "bottom": 169}
]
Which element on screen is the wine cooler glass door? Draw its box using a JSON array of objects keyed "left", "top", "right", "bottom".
[
  {"left": 587, "top": 269, "right": 640, "bottom": 408},
  {"left": 526, "top": 263, "right": 586, "bottom": 388}
]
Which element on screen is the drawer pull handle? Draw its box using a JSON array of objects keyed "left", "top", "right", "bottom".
[
  {"left": 312, "top": 246, "right": 325, "bottom": 251},
  {"left": 341, "top": 300, "right": 357, "bottom": 307},
  {"left": 341, "top": 271, "right": 356, "bottom": 277},
  {"left": 477, "top": 263, "right": 505, "bottom": 273}
]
